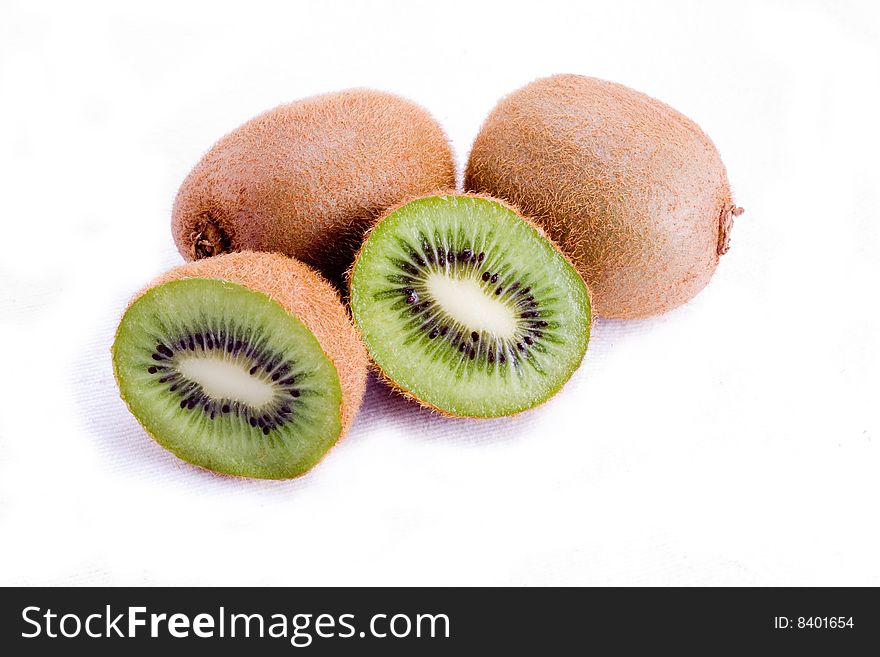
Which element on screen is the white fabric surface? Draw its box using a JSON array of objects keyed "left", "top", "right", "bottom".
[{"left": 1, "top": 0, "right": 878, "bottom": 585}]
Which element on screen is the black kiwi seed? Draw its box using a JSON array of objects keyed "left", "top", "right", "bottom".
[
  {"left": 478, "top": 252, "right": 485, "bottom": 262},
  {"left": 461, "top": 249, "right": 472, "bottom": 261},
  {"left": 524, "top": 336, "right": 534, "bottom": 345},
  {"left": 482, "top": 272, "right": 490, "bottom": 281},
  {"left": 459, "top": 342, "right": 466, "bottom": 352},
  {"left": 495, "top": 287, "right": 503, "bottom": 295},
  {"left": 471, "top": 331, "right": 479, "bottom": 341},
  {"left": 148, "top": 366, "right": 157, "bottom": 374},
  {"left": 490, "top": 273, "right": 498, "bottom": 283},
  {"left": 439, "top": 326, "right": 449, "bottom": 336},
  {"left": 429, "top": 329, "right": 439, "bottom": 339}
]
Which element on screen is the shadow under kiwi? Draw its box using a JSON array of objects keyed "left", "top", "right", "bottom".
[{"left": 351, "top": 371, "right": 548, "bottom": 447}]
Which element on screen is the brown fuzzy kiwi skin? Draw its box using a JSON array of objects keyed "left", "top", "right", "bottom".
[
  {"left": 464, "top": 74, "right": 743, "bottom": 320},
  {"left": 172, "top": 89, "right": 456, "bottom": 287},
  {"left": 347, "top": 192, "right": 593, "bottom": 420},
  {"left": 113, "top": 252, "right": 368, "bottom": 477}
]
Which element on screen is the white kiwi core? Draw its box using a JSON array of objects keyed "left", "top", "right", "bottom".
[
  {"left": 426, "top": 272, "right": 516, "bottom": 338},
  {"left": 177, "top": 356, "right": 276, "bottom": 408}
]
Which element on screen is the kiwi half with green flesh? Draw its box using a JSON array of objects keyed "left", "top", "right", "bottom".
[
  {"left": 350, "top": 194, "right": 591, "bottom": 418},
  {"left": 465, "top": 74, "right": 742, "bottom": 320},
  {"left": 112, "top": 252, "right": 367, "bottom": 479},
  {"left": 172, "top": 89, "right": 455, "bottom": 286}
]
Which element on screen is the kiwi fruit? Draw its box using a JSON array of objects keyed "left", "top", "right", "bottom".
[
  {"left": 465, "top": 74, "right": 742, "bottom": 319},
  {"left": 111, "top": 252, "right": 367, "bottom": 479},
  {"left": 349, "top": 194, "right": 591, "bottom": 418},
  {"left": 172, "top": 89, "right": 455, "bottom": 286}
]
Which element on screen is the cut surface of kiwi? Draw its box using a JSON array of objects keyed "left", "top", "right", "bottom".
[
  {"left": 113, "top": 278, "right": 344, "bottom": 479},
  {"left": 350, "top": 195, "right": 591, "bottom": 418}
]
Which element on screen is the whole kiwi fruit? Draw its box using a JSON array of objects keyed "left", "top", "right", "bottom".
[
  {"left": 172, "top": 89, "right": 455, "bottom": 285},
  {"left": 465, "top": 74, "right": 742, "bottom": 319},
  {"left": 112, "top": 251, "right": 368, "bottom": 479}
]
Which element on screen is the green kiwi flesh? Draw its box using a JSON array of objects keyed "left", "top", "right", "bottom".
[
  {"left": 350, "top": 195, "right": 591, "bottom": 418},
  {"left": 112, "top": 279, "right": 343, "bottom": 479}
]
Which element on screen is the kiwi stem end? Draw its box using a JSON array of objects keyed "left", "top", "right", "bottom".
[
  {"left": 191, "top": 216, "right": 231, "bottom": 259},
  {"left": 717, "top": 204, "right": 744, "bottom": 256}
]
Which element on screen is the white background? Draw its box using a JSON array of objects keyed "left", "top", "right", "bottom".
[{"left": 1, "top": 0, "right": 878, "bottom": 586}]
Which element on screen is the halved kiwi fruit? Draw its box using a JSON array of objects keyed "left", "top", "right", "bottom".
[
  {"left": 350, "top": 194, "right": 591, "bottom": 418},
  {"left": 112, "top": 252, "right": 367, "bottom": 479}
]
